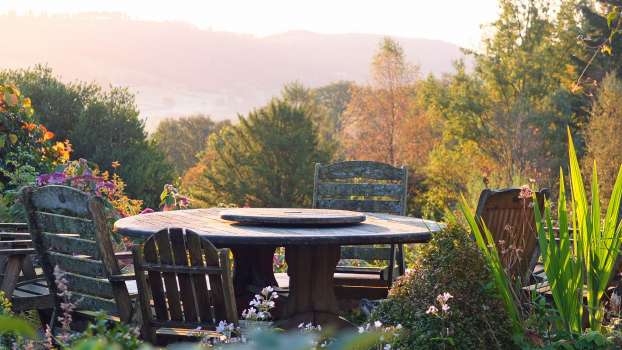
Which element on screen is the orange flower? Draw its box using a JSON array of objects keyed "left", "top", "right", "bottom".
[
  {"left": 111, "top": 161, "right": 121, "bottom": 169},
  {"left": 22, "top": 122, "right": 37, "bottom": 132},
  {"left": 43, "top": 131, "right": 55, "bottom": 141}
]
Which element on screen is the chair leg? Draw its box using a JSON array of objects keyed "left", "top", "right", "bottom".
[
  {"left": 387, "top": 244, "right": 396, "bottom": 288},
  {"left": 397, "top": 244, "right": 405, "bottom": 276}
]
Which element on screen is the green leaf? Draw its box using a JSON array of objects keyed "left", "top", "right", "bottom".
[
  {"left": 0, "top": 314, "right": 37, "bottom": 339},
  {"left": 0, "top": 134, "right": 5, "bottom": 149}
]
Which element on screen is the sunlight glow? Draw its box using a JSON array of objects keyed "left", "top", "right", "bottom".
[{"left": 0, "top": 0, "right": 499, "bottom": 48}]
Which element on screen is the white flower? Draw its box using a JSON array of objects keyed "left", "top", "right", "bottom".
[
  {"left": 358, "top": 326, "right": 365, "bottom": 334},
  {"left": 261, "top": 286, "right": 274, "bottom": 296},
  {"left": 298, "top": 323, "right": 304, "bottom": 329},
  {"left": 272, "top": 291, "right": 279, "bottom": 299},
  {"left": 436, "top": 292, "right": 453, "bottom": 304},
  {"left": 396, "top": 324, "right": 403, "bottom": 330},
  {"left": 216, "top": 321, "right": 227, "bottom": 333},
  {"left": 426, "top": 305, "right": 438, "bottom": 315},
  {"left": 384, "top": 344, "right": 392, "bottom": 350},
  {"left": 442, "top": 303, "right": 450, "bottom": 312},
  {"left": 374, "top": 320, "right": 382, "bottom": 328}
]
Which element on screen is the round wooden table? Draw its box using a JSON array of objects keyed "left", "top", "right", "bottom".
[{"left": 114, "top": 208, "right": 441, "bottom": 328}]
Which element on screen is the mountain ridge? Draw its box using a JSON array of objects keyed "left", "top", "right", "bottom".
[{"left": 0, "top": 13, "right": 466, "bottom": 130}]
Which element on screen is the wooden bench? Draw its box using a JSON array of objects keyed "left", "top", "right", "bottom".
[{"left": 0, "top": 223, "right": 53, "bottom": 319}]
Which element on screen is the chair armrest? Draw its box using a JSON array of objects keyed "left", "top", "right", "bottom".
[
  {"left": 114, "top": 251, "right": 133, "bottom": 258},
  {"left": 109, "top": 273, "right": 135, "bottom": 282}
]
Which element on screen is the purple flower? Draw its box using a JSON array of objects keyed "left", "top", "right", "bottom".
[
  {"left": 36, "top": 172, "right": 67, "bottom": 186},
  {"left": 96, "top": 180, "right": 116, "bottom": 193}
]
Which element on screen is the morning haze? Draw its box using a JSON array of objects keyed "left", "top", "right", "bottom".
[{"left": 0, "top": 13, "right": 465, "bottom": 130}]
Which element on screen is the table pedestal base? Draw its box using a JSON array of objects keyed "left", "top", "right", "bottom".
[
  {"left": 230, "top": 246, "right": 277, "bottom": 314},
  {"left": 279, "top": 245, "right": 351, "bottom": 329}
]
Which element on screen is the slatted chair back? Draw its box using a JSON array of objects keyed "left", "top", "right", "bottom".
[
  {"left": 475, "top": 188, "right": 549, "bottom": 284},
  {"left": 21, "top": 185, "right": 133, "bottom": 324},
  {"left": 133, "top": 228, "right": 237, "bottom": 343},
  {"left": 313, "top": 161, "right": 408, "bottom": 283}
]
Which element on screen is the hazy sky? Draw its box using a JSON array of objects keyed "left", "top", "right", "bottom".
[{"left": 0, "top": 0, "right": 500, "bottom": 48}]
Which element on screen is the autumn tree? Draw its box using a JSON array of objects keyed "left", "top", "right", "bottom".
[
  {"left": 341, "top": 37, "right": 419, "bottom": 166},
  {"left": 584, "top": 73, "right": 622, "bottom": 202},
  {"left": 152, "top": 114, "right": 229, "bottom": 175},
  {"left": 185, "top": 99, "right": 330, "bottom": 207}
]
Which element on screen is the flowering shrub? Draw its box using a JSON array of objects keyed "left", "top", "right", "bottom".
[
  {"left": 372, "top": 224, "right": 516, "bottom": 349},
  {"left": 0, "top": 84, "right": 70, "bottom": 220},
  {"left": 36, "top": 158, "right": 143, "bottom": 217}
]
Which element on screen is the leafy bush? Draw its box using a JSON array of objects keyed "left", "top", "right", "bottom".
[
  {"left": 0, "top": 83, "right": 70, "bottom": 221},
  {"left": 372, "top": 224, "right": 516, "bottom": 349}
]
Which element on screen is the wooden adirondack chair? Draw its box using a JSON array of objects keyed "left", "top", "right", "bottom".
[
  {"left": 475, "top": 188, "right": 550, "bottom": 285},
  {"left": 21, "top": 185, "right": 135, "bottom": 330},
  {"left": 312, "top": 161, "right": 409, "bottom": 298},
  {"left": 132, "top": 228, "right": 238, "bottom": 345}
]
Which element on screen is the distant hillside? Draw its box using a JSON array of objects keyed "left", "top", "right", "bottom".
[{"left": 0, "top": 13, "right": 466, "bottom": 130}]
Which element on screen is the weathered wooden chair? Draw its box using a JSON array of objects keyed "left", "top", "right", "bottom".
[
  {"left": 133, "top": 227, "right": 238, "bottom": 345},
  {"left": 21, "top": 185, "right": 135, "bottom": 330},
  {"left": 312, "top": 160, "right": 409, "bottom": 299},
  {"left": 475, "top": 188, "right": 549, "bottom": 285},
  {"left": 0, "top": 222, "right": 53, "bottom": 318}
]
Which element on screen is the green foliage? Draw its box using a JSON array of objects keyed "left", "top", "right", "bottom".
[
  {"left": 534, "top": 130, "right": 622, "bottom": 333},
  {"left": 0, "top": 65, "right": 174, "bottom": 209},
  {"left": 69, "top": 315, "right": 142, "bottom": 350},
  {"left": 372, "top": 224, "right": 516, "bottom": 349},
  {"left": 152, "top": 114, "right": 230, "bottom": 176},
  {"left": 584, "top": 74, "right": 622, "bottom": 204},
  {"left": 188, "top": 99, "right": 330, "bottom": 207}
]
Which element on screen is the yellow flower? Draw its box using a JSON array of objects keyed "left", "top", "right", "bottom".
[{"left": 22, "top": 97, "right": 31, "bottom": 108}]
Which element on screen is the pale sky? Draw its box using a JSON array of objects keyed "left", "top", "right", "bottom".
[{"left": 0, "top": 0, "right": 500, "bottom": 48}]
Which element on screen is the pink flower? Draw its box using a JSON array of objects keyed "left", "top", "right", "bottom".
[
  {"left": 518, "top": 185, "right": 533, "bottom": 200},
  {"left": 140, "top": 208, "right": 155, "bottom": 214},
  {"left": 426, "top": 305, "right": 438, "bottom": 315}
]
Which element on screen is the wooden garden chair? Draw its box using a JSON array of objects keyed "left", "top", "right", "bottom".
[
  {"left": 0, "top": 222, "right": 53, "bottom": 320},
  {"left": 475, "top": 188, "right": 549, "bottom": 285},
  {"left": 312, "top": 160, "right": 409, "bottom": 299},
  {"left": 132, "top": 227, "right": 238, "bottom": 345},
  {"left": 21, "top": 185, "right": 136, "bottom": 331}
]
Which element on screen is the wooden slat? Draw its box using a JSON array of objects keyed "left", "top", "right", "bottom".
[
  {"left": 63, "top": 272, "right": 114, "bottom": 298},
  {"left": 340, "top": 246, "right": 392, "bottom": 260},
  {"left": 0, "top": 240, "right": 32, "bottom": 248},
  {"left": 35, "top": 211, "right": 96, "bottom": 238},
  {"left": 203, "top": 239, "right": 226, "bottom": 321},
  {"left": 48, "top": 252, "right": 107, "bottom": 278},
  {"left": 187, "top": 232, "right": 213, "bottom": 323},
  {"left": 144, "top": 239, "right": 169, "bottom": 321},
  {"left": 218, "top": 249, "right": 237, "bottom": 324},
  {"left": 155, "top": 327, "right": 220, "bottom": 339},
  {"left": 156, "top": 230, "right": 183, "bottom": 321},
  {"left": 317, "top": 161, "right": 404, "bottom": 180},
  {"left": 0, "top": 248, "right": 35, "bottom": 256},
  {"left": 0, "top": 223, "right": 28, "bottom": 231},
  {"left": 69, "top": 291, "right": 117, "bottom": 313},
  {"left": 30, "top": 185, "right": 91, "bottom": 217},
  {"left": 316, "top": 199, "right": 401, "bottom": 214},
  {"left": 171, "top": 229, "right": 198, "bottom": 323},
  {"left": 41, "top": 232, "right": 99, "bottom": 258},
  {"left": 140, "top": 264, "right": 223, "bottom": 275},
  {"left": 0, "top": 232, "right": 31, "bottom": 238},
  {"left": 316, "top": 183, "right": 403, "bottom": 198}
]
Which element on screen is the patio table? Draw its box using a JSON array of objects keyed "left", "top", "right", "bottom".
[{"left": 114, "top": 208, "right": 441, "bottom": 328}]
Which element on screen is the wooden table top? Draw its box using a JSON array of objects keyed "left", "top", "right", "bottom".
[
  {"left": 220, "top": 208, "right": 366, "bottom": 225},
  {"left": 114, "top": 208, "right": 441, "bottom": 246}
]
